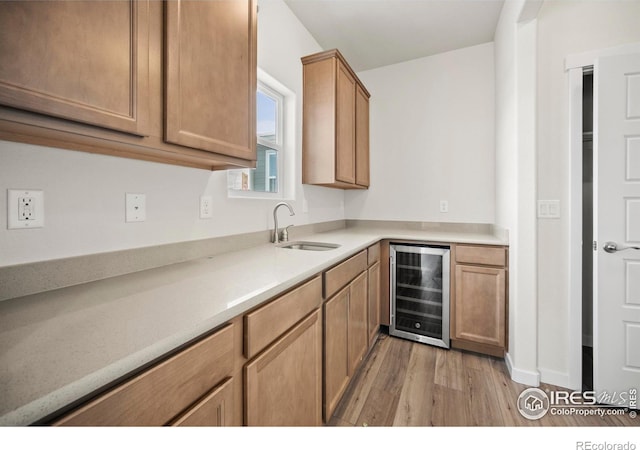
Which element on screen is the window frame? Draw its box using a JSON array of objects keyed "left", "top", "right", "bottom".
[{"left": 228, "top": 74, "right": 287, "bottom": 199}]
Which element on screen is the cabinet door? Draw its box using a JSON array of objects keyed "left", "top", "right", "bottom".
[
  {"left": 453, "top": 265, "right": 506, "bottom": 348},
  {"left": 355, "top": 84, "right": 370, "bottom": 187},
  {"left": 335, "top": 60, "right": 356, "bottom": 184},
  {"left": 367, "top": 261, "right": 381, "bottom": 347},
  {"left": 0, "top": 0, "right": 149, "bottom": 135},
  {"left": 323, "top": 286, "right": 350, "bottom": 421},
  {"left": 165, "top": 0, "right": 256, "bottom": 160},
  {"left": 245, "top": 309, "right": 322, "bottom": 426},
  {"left": 171, "top": 377, "right": 235, "bottom": 427},
  {"left": 348, "top": 271, "right": 368, "bottom": 376}
]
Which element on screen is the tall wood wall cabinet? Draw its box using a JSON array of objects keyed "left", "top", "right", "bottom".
[
  {"left": 301, "top": 49, "right": 370, "bottom": 189},
  {"left": 0, "top": 0, "right": 256, "bottom": 170}
]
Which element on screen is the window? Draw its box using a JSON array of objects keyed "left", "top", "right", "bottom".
[{"left": 228, "top": 77, "right": 285, "bottom": 196}]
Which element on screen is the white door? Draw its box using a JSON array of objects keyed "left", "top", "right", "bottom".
[{"left": 594, "top": 52, "right": 640, "bottom": 406}]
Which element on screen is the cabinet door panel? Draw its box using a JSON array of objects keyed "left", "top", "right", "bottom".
[
  {"left": 171, "top": 377, "right": 235, "bottom": 427},
  {"left": 368, "top": 261, "right": 381, "bottom": 347},
  {"left": 348, "top": 271, "right": 368, "bottom": 376},
  {"left": 453, "top": 265, "right": 505, "bottom": 347},
  {"left": 323, "top": 286, "right": 350, "bottom": 421},
  {"left": 335, "top": 60, "right": 356, "bottom": 184},
  {"left": 0, "top": 0, "right": 149, "bottom": 135},
  {"left": 245, "top": 309, "right": 322, "bottom": 426},
  {"left": 165, "top": 0, "right": 256, "bottom": 160},
  {"left": 355, "top": 84, "right": 370, "bottom": 187}
]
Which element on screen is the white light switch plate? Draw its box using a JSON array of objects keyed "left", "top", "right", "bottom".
[
  {"left": 126, "top": 193, "right": 146, "bottom": 222},
  {"left": 537, "top": 200, "right": 560, "bottom": 218},
  {"left": 7, "top": 189, "right": 44, "bottom": 229}
]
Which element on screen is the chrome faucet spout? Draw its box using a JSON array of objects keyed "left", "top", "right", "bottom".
[{"left": 273, "top": 202, "right": 295, "bottom": 243}]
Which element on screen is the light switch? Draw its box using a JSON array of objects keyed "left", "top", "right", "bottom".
[{"left": 537, "top": 200, "right": 560, "bottom": 218}]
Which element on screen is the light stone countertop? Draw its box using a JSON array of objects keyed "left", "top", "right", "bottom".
[{"left": 0, "top": 225, "right": 506, "bottom": 426}]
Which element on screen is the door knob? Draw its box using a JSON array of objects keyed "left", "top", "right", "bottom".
[{"left": 603, "top": 241, "right": 640, "bottom": 253}]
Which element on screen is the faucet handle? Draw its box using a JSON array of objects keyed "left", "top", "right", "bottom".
[{"left": 280, "top": 225, "right": 293, "bottom": 242}]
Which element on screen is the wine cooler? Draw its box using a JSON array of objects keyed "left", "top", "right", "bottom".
[{"left": 390, "top": 244, "right": 450, "bottom": 349}]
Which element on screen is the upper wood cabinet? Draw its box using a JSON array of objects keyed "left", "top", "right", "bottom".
[
  {"left": 0, "top": 0, "right": 257, "bottom": 170},
  {"left": 0, "top": 0, "right": 150, "bottom": 136},
  {"left": 165, "top": 0, "right": 256, "bottom": 160},
  {"left": 355, "top": 85, "right": 370, "bottom": 187},
  {"left": 302, "top": 49, "right": 370, "bottom": 189}
]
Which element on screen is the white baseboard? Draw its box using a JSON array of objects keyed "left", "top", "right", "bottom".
[
  {"left": 505, "top": 352, "right": 540, "bottom": 386},
  {"left": 539, "top": 367, "right": 572, "bottom": 389}
]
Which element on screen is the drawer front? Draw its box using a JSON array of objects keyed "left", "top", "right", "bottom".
[
  {"left": 55, "top": 323, "right": 234, "bottom": 426},
  {"left": 367, "top": 242, "right": 380, "bottom": 266},
  {"left": 171, "top": 377, "right": 235, "bottom": 427},
  {"left": 244, "top": 276, "right": 322, "bottom": 359},
  {"left": 455, "top": 245, "right": 506, "bottom": 267},
  {"left": 324, "top": 250, "right": 367, "bottom": 299}
]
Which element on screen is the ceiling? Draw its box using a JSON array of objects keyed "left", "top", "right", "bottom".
[{"left": 284, "top": 0, "right": 505, "bottom": 72}]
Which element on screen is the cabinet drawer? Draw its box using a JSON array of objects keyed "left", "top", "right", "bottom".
[
  {"left": 171, "top": 377, "right": 235, "bottom": 427},
  {"left": 244, "top": 276, "right": 322, "bottom": 359},
  {"left": 455, "top": 245, "right": 506, "bottom": 267},
  {"left": 324, "top": 250, "right": 367, "bottom": 299},
  {"left": 55, "top": 323, "right": 234, "bottom": 426},
  {"left": 367, "top": 242, "right": 380, "bottom": 266}
]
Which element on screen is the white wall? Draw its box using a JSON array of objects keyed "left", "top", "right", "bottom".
[
  {"left": 0, "top": 0, "right": 345, "bottom": 267},
  {"left": 494, "top": 0, "right": 540, "bottom": 386},
  {"left": 345, "top": 43, "right": 496, "bottom": 224},
  {"left": 536, "top": 1, "right": 640, "bottom": 385}
]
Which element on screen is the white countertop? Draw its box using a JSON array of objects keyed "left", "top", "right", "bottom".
[{"left": 0, "top": 225, "right": 506, "bottom": 426}]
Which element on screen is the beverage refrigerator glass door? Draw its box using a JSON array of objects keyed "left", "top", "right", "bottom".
[{"left": 390, "top": 244, "right": 450, "bottom": 349}]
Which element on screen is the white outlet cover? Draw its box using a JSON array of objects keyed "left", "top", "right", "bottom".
[
  {"left": 440, "top": 200, "right": 449, "bottom": 213},
  {"left": 200, "top": 196, "right": 212, "bottom": 219},
  {"left": 126, "top": 193, "right": 146, "bottom": 222},
  {"left": 7, "top": 189, "right": 44, "bottom": 229}
]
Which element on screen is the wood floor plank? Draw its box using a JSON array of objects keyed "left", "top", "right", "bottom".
[
  {"left": 464, "top": 367, "right": 505, "bottom": 426},
  {"left": 434, "top": 348, "right": 465, "bottom": 391},
  {"left": 354, "top": 337, "right": 412, "bottom": 426},
  {"left": 392, "top": 342, "right": 436, "bottom": 426},
  {"left": 429, "top": 385, "right": 470, "bottom": 426},
  {"left": 333, "top": 334, "right": 391, "bottom": 424}
]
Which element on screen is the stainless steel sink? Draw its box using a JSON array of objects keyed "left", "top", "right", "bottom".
[{"left": 276, "top": 241, "right": 341, "bottom": 251}]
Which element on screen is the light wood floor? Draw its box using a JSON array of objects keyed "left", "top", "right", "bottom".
[{"left": 329, "top": 334, "right": 638, "bottom": 427}]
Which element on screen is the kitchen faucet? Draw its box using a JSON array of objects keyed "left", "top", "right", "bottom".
[{"left": 272, "top": 202, "right": 295, "bottom": 243}]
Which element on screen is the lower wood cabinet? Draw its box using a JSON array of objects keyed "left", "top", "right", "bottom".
[
  {"left": 323, "top": 270, "right": 368, "bottom": 421},
  {"left": 367, "top": 260, "right": 381, "bottom": 347},
  {"left": 54, "top": 322, "right": 240, "bottom": 426},
  {"left": 451, "top": 244, "right": 508, "bottom": 358},
  {"left": 244, "top": 309, "right": 323, "bottom": 426},
  {"left": 170, "top": 377, "right": 234, "bottom": 427}
]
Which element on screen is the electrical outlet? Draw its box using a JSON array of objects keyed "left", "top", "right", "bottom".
[
  {"left": 200, "top": 196, "right": 212, "bottom": 219},
  {"left": 440, "top": 200, "right": 449, "bottom": 213},
  {"left": 125, "top": 193, "right": 146, "bottom": 222},
  {"left": 7, "top": 189, "right": 44, "bottom": 229}
]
